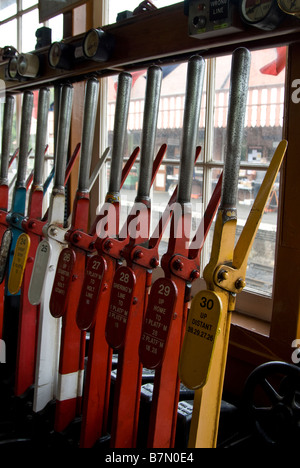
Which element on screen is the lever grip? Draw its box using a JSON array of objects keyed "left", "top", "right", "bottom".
[
  {"left": 108, "top": 71, "right": 132, "bottom": 194},
  {"left": 177, "top": 55, "right": 206, "bottom": 204},
  {"left": 220, "top": 47, "right": 251, "bottom": 210},
  {"left": 78, "top": 78, "right": 100, "bottom": 192},
  {"left": 33, "top": 87, "right": 50, "bottom": 186},
  {"left": 137, "top": 65, "right": 162, "bottom": 200},
  {"left": 53, "top": 83, "right": 73, "bottom": 190},
  {"left": 0, "top": 94, "right": 15, "bottom": 184},
  {"left": 16, "top": 91, "right": 34, "bottom": 188}
]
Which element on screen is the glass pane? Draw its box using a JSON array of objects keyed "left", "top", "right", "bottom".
[
  {"left": 22, "top": 8, "right": 42, "bottom": 52},
  {"left": 22, "top": 0, "right": 38, "bottom": 10},
  {"left": 109, "top": 0, "right": 179, "bottom": 23},
  {"left": 0, "top": 0, "right": 17, "bottom": 18},
  {"left": 213, "top": 48, "right": 286, "bottom": 164},
  {"left": 0, "top": 19, "right": 17, "bottom": 49},
  {"left": 208, "top": 48, "right": 286, "bottom": 297},
  {"left": 108, "top": 60, "right": 206, "bottom": 251},
  {"left": 48, "top": 14, "right": 63, "bottom": 42},
  {"left": 238, "top": 169, "right": 280, "bottom": 296},
  {"left": 205, "top": 166, "right": 280, "bottom": 297}
]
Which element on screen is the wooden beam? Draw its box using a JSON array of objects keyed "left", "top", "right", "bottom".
[
  {"left": 1, "top": 3, "right": 300, "bottom": 93},
  {"left": 270, "top": 41, "right": 300, "bottom": 346}
]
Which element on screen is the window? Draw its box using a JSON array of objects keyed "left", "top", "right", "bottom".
[
  {"left": 106, "top": 47, "right": 286, "bottom": 322},
  {"left": 0, "top": 1, "right": 63, "bottom": 210}
]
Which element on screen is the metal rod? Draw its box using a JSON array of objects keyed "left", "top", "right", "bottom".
[
  {"left": 53, "top": 84, "right": 73, "bottom": 190},
  {"left": 0, "top": 95, "right": 15, "bottom": 185},
  {"left": 88, "top": 146, "right": 110, "bottom": 192},
  {"left": 137, "top": 65, "right": 162, "bottom": 200},
  {"left": 177, "top": 55, "right": 205, "bottom": 204},
  {"left": 108, "top": 72, "right": 132, "bottom": 194},
  {"left": 220, "top": 47, "right": 251, "bottom": 210},
  {"left": 53, "top": 84, "right": 62, "bottom": 166},
  {"left": 16, "top": 91, "right": 34, "bottom": 188},
  {"left": 33, "top": 87, "right": 50, "bottom": 187},
  {"left": 78, "top": 77, "right": 100, "bottom": 192}
]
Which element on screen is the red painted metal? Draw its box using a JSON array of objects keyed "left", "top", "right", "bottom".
[
  {"left": 106, "top": 146, "right": 201, "bottom": 449},
  {"left": 77, "top": 145, "right": 165, "bottom": 448},
  {"left": 0, "top": 150, "right": 27, "bottom": 339},
  {"left": 142, "top": 173, "right": 223, "bottom": 448},
  {"left": 14, "top": 144, "right": 81, "bottom": 396},
  {"left": 0, "top": 183, "right": 10, "bottom": 340},
  {"left": 105, "top": 265, "right": 136, "bottom": 349},
  {"left": 48, "top": 145, "right": 140, "bottom": 437},
  {"left": 50, "top": 248, "right": 76, "bottom": 318},
  {"left": 139, "top": 277, "right": 178, "bottom": 370}
]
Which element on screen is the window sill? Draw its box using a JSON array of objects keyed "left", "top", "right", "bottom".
[{"left": 231, "top": 311, "right": 270, "bottom": 337}]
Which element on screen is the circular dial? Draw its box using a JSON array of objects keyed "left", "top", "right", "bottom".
[
  {"left": 83, "top": 28, "right": 114, "bottom": 62},
  {"left": 48, "top": 42, "right": 73, "bottom": 69},
  {"left": 49, "top": 42, "right": 62, "bottom": 68},
  {"left": 277, "top": 0, "right": 300, "bottom": 15},
  {"left": 8, "top": 56, "right": 19, "bottom": 79},
  {"left": 17, "top": 53, "right": 39, "bottom": 77},
  {"left": 240, "top": 0, "right": 284, "bottom": 29},
  {"left": 83, "top": 29, "right": 100, "bottom": 58}
]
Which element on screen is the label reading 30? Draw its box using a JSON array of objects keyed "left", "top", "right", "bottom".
[{"left": 179, "top": 290, "right": 222, "bottom": 390}]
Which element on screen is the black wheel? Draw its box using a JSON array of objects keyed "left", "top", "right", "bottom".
[{"left": 243, "top": 361, "right": 300, "bottom": 446}]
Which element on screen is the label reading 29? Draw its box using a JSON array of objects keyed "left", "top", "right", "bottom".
[
  {"left": 179, "top": 290, "right": 222, "bottom": 390},
  {"left": 139, "top": 278, "right": 177, "bottom": 369}
]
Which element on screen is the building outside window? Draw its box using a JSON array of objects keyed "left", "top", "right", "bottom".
[
  {"left": 0, "top": 0, "right": 286, "bottom": 322},
  {"left": 106, "top": 44, "right": 286, "bottom": 321}
]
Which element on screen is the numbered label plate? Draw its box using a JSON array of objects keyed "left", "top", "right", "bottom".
[
  {"left": 179, "top": 290, "right": 222, "bottom": 390},
  {"left": 105, "top": 266, "right": 136, "bottom": 349},
  {"left": 8, "top": 233, "right": 30, "bottom": 295},
  {"left": 0, "top": 229, "right": 12, "bottom": 284},
  {"left": 76, "top": 254, "right": 106, "bottom": 331},
  {"left": 28, "top": 240, "right": 51, "bottom": 305},
  {"left": 139, "top": 278, "right": 177, "bottom": 369},
  {"left": 49, "top": 248, "right": 76, "bottom": 318}
]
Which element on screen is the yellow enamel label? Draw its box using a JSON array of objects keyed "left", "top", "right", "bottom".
[
  {"left": 8, "top": 233, "right": 30, "bottom": 295},
  {"left": 179, "top": 290, "right": 222, "bottom": 390}
]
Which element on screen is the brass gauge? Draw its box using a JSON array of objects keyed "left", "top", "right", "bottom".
[
  {"left": 48, "top": 41, "right": 74, "bottom": 70},
  {"left": 240, "top": 0, "right": 284, "bottom": 30},
  {"left": 277, "top": 0, "right": 300, "bottom": 16},
  {"left": 83, "top": 28, "right": 114, "bottom": 62},
  {"left": 17, "top": 53, "right": 40, "bottom": 78},
  {"left": 8, "top": 56, "right": 19, "bottom": 80}
]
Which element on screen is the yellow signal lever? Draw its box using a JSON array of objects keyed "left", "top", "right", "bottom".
[{"left": 179, "top": 139, "right": 288, "bottom": 448}]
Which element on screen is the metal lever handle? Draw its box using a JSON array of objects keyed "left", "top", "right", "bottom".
[
  {"left": 108, "top": 71, "right": 132, "bottom": 194},
  {"left": 220, "top": 47, "right": 251, "bottom": 210},
  {"left": 0, "top": 94, "right": 15, "bottom": 185},
  {"left": 33, "top": 87, "right": 50, "bottom": 187},
  {"left": 16, "top": 91, "right": 34, "bottom": 188},
  {"left": 137, "top": 65, "right": 162, "bottom": 200},
  {"left": 53, "top": 84, "right": 62, "bottom": 169},
  {"left": 53, "top": 83, "right": 74, "bottom": 190},
  {"left": 177, "top": 55, "right": 206, "bottom": 204},
  {"left": 78, "top": 77, "right": 100, "bottom": 192}
]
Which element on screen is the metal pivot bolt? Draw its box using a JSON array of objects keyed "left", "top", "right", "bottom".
[
  {"left": 218, "top": 269, "right": 229, "bottom": 282},
  {"left": 235, "top": 278, "right": 246, "bottom": 290},
  {"left": 173, "top": 259, "right": 184, "bottom": 271},
  {"left": 134, "top": 250, "right": 144, "bottom": 259}
]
